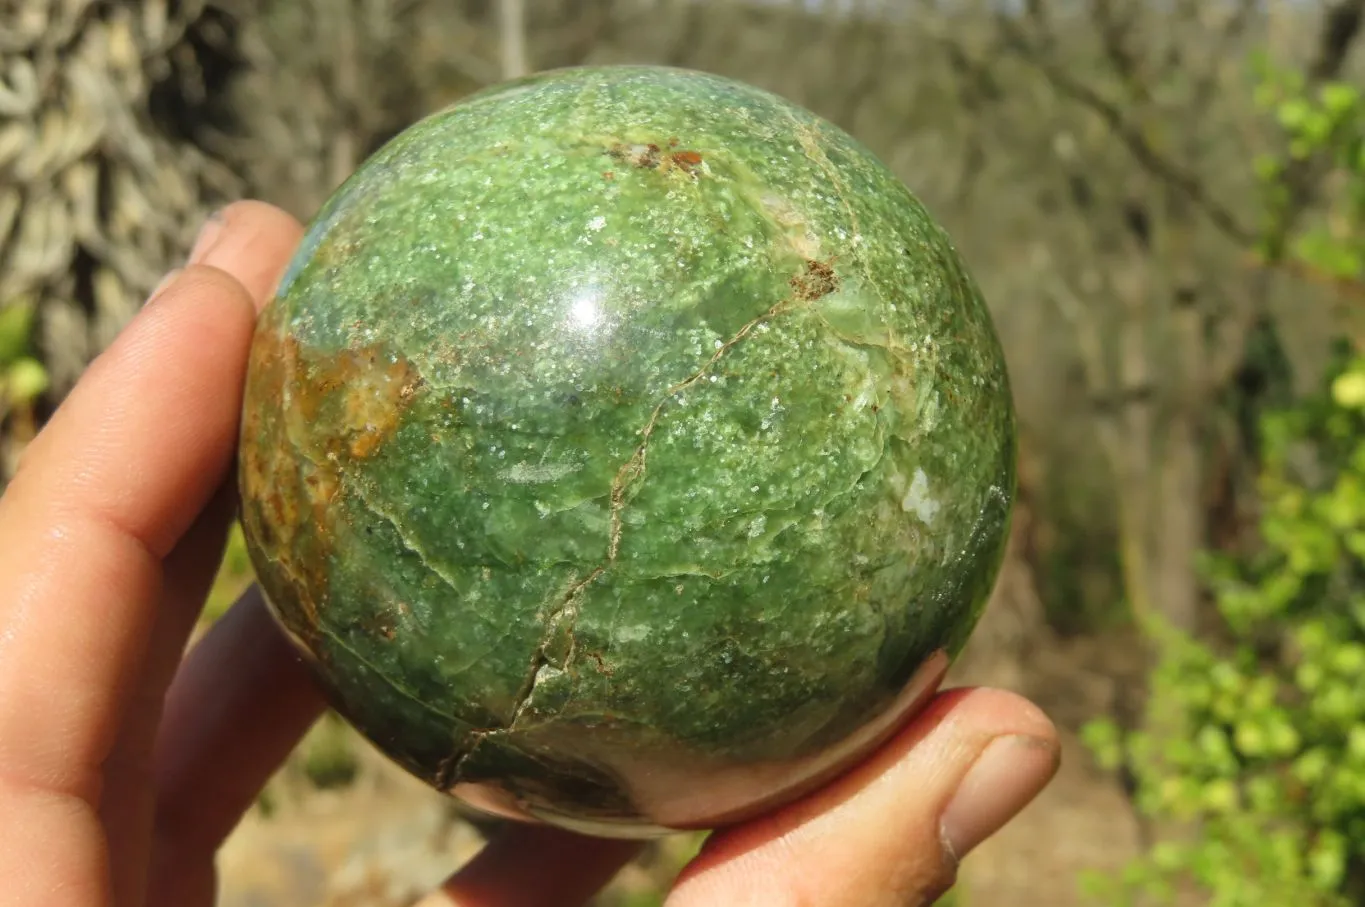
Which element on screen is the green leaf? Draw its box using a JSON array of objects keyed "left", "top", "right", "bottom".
[
  {"left": 1294, "top": 748, "right": 1331, "bottom": 785},
  {"left": 1332, "top": 369, "right": 1365, "bottom": 409},
  {"left": 0, "top": 301, "right": 35, "bottom": 366},
  {"left": 1278, "top": 98, "right": 1313, "bottom": 131},
  {"left": 1235, "top": 721, "right": 1267, "bottom": 759},
  {"left": 1202, "top": 778, "right": 1240, "bottom": 813},
  {"left": 4, "top": 357, "right": 49, "bottom": 405},
  {"left": 1308, "top": 830, "right": 1347, "bottom": 890},
  {"left": 1319, "top": 83, "right": 1360, "bottom": 118},
  {"left": 1347, "top": 726, "right": 1365, "bottom": 763},
  {"left": 1266, "top": 718, "right": 1302, "bottom": 758},
  {"left": 1330, "top": 643, "right": 1365, "bottom": 676},
  {"left": 1081, "top": 718, "right": 1125, "bottom": 771}
]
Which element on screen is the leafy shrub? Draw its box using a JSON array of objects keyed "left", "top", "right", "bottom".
[
  {"left": 1084, "top": 349, "right": 1365, "bottom": 907},
  {"left": 1080, "top": 71, "right": 1365, "bottom": 907},
  {"left": 0, "top": 301, "right": 49, "bottom": 414}
]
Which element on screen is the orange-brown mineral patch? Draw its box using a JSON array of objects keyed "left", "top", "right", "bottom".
[
  {"left": 606, "top": 141, "right": 706, "bottom": 178},
  {"left": 333, "top": 348, "right": 423, "bottom": 458},
  {"left": 789, "top": 257, "right": 840, "bottom": 301},
  {"left": 239, "top": 312, "right": 423, "bottom": 642},
  {"left": 669, "top": 150, "right": 704, "bottom": 175},
  {"left": 240, "top": 321, "right": 324, "bottom": 638}
]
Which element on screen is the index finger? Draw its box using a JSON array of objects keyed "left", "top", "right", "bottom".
[
  {"left": 0, "top": 264, "right": 258, "bottom": 795},
  {"left": 0, "top": 202, "right": 298, "bottom": 817}
]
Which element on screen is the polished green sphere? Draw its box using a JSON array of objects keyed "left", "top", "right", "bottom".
[{"left": 238, "top": 65, "right": 1015, "bottom": 837}]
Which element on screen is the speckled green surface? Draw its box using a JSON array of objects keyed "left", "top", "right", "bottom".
[{"left": 238, "top": 65, "right": 1015, "bottom": 835}]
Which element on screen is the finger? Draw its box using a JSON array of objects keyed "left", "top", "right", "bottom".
[
  {"left": 118, "top": 200, "right": 303, "bottom": 750},
  {"left": 148, "top": 586, "right": 327, "bottom": 907},
  {"left": 0, "top": 263, "right": 261, "bottom": 795},
  {"left": 189, "top": 200, "right": 306, "bottom": 311},
  {"left": 0, "top": 200, "right": 303, "bottom": 905},
  {"left": 97, "top": 482, "right": 238, "bottom": 907},
  {"left": 101, "top": 202, "right": 303, "bottom": 906},
  {"left": 664, "top": 688, "right": 1060, "bottom": 907},
  {"left": 413, "top": 824, "right": 644, "bottom": 907},
  {"left": 0, "top": 263, "right": 259, "bottom": 907}
]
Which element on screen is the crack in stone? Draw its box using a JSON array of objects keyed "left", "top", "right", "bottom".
[
  {"left": 789, "top": 116, "right": 903, "bottom": 354},
  {"left": 316, "top": 626, "right": 461, "bottom": 724},
  {"left": 436, "top": 570, "right": 592, "bottom": 790},
  {"left": 505, "top": 580, "right": 584, "bottom": 724},
  {"left": 605, "top": 293, "right": 802, "bottom": 562},
  {"left": 435, "top": 262, "right": 832, "bottom": 792},
  {"left": 351, "top": 484, "right": 469, "bottom": 599},
  {"left": 790, "top": 120, "right": 870, "bottom": 282},
  {"left": 436, "top": 728, "right": 490, "bottom": 791}
]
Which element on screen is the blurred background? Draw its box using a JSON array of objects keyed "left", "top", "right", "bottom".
[{"left": 2, "top": 0, "right": 1364, "bottom": 904}]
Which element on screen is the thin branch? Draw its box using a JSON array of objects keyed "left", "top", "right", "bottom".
[
  {"left": 1310, "top": 0, "right": 1365, "bottom": 80},
  {"left": 1021, "top": 0, "right": 1052, "bottom": 46},
  {"left": 1202, "top": 268, "right": 1266, "bottom": 389},
  {"left": 1253, "top": 250, "right": 1365, "bottom": 303},
  {"left": 1190, "top": 0, "right": 1258, "bottom": 111},
  {"left": 1092, "top": 0, "right": 1150, "bottom": 104},
  {"left": 992, "top": 13, "right": 1254, "bottom": 244},
  {"left": 498, "top": 0, "right": 529, "bottom": 79}
]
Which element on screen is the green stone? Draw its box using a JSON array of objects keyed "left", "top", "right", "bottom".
[{"left": 238, "top": 65, "right": 1016, "bottom": 837}]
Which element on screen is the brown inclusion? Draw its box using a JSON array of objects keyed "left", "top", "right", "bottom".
[
  {"left": 789, "top": 257, "right": 840, "bottom": 301},
  {"left": 238, "top": 314, "right": 422, "bottom": 645}
]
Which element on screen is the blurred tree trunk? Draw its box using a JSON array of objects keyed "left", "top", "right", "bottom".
[
  {"left": 926, "top": 0, "right": 1365, "bottom": 634},
  {"left": 498, "top": 0, "right": 528, "bottom": 78}
]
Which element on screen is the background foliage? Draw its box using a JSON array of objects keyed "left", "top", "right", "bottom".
[
  {"left": 4, "top": 1, "right": 1365, "bottom": 905},
  {"left": 1083, "top": 65, "right": 1365, "bottom": 907}
]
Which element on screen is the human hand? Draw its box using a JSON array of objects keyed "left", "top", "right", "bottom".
[{"left": 0, "top": 201, "right": 1060, "bottom": 907}]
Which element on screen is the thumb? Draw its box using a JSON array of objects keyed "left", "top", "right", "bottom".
[{"left": 665, "top": 687, "right": 1060, "bottom": 907}]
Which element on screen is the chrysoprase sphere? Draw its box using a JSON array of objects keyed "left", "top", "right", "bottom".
[{"left": 238, "top": 65, "right": 1015, "bottom": 837}]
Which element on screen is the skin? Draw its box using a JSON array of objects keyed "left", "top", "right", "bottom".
[{"left": 0, "top": 201, "right": 1060, "bottom": 907}]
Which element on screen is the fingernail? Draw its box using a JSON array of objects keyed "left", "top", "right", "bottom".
[
  {"left": 940, "top": 735, "right": 1059, "bottom": 863},
  {"left": 188, "top": 209, "right": 227, "bottom": 264},
  {"left": 148, "top": 268, "right": 182, "bottom": 301}
]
